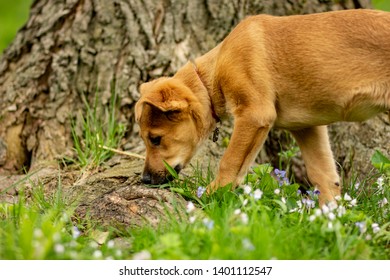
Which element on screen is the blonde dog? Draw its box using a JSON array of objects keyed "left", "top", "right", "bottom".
[{"left": 135, "top": 9, "right": 390, "bottom": 205}]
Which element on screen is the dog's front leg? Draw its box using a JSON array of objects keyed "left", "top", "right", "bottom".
[
  {"left": 208, "top": 113, "right": 274, "bottom": 191},
  {"left": 291, "top": 126, "right": 341, "bottom": 206}
]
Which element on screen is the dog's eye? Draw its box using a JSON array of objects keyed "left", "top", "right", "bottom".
[{"left": 149, "top": 136, "right": 161, "bottom": 146}]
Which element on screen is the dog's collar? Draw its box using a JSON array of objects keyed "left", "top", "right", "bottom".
[{"left": 191, "top": 61, "right": 221, "bottom": 124}]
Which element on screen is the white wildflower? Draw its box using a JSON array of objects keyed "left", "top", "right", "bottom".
[
  {"left": 54, "top": 244, "right": 65, "bottom": 254},
  {"left": 302, "top": 198, "right": 315, "bottom": 208},
  {"left": 33, "top": 229, "right": 43, "bottom": 239},
  {"left": 354, "top": 182, "right": 360, "bottom": 190},
  {"left": 365, "top": 234, "right": 372, "bottom": 241},
  {"left": 253, "top": 189, "right": 263, "bottom": 200},
  {"left": 53, "top": 233, "right": 61, "bottom": 242},
  {"left": 274, "top": 188, "right": 281, "bottom": 195},
  {"left": 328, "top": 201, "right": 338, "bottom": 211},
  {"left": 281, "top": 197, "right": 287, "bottom": 204},
  {"left": 379, "top": 197, "right": 388, "bottom": 207},
  {"left": 115, "top": 250, "right": 123, "bottom": 257},
  {"left": 337, "top": 206, "right": 346, "bottom": 217},
  {"left": 349, "top": 198, "right": 357, "bottom": 207},
  {"left": 343, "top": 193, "right": 352, "bottom": 201},
  {"left": 203, "top": 218, "right": 214, "bottom": 230},
  {"left": 314, "top": 208, "right": 322, "bottom": 217},
  {"left": 335, "top": 195, "right": 342, "bottom": 201},
  {"left": 243, "top": 185, "right": 252, "bottom": 194},
  {"left": 189, "top": 216, "right": 196, "bottom": 224},
  {"left": 72, "top": 226, "right": 81, "bottom": 239},
  {"left": 355, "top": 222, "right": 367, "bottom": 234},
  {"left": 89, "top": 241, "right": 99, "bottom": 249},
  {"left": 240, "top": 213, "right": 249, "bottom": 225},
  {"left": 93, "top": 250, "right": 103, "bottom": 259},
  {"left": 107, "top": 240, "right": 115, "bottom": 249},
  {"left": 377, "top": 176, "right": 384, "bottom": 187},
  {"left": 133, "top": 250, "right": 151, "bottom": 260},
  {"left": 186, "top": 201, "right": 195, "bottom": 213},
  {"left": 309, "top": 215, "right": 316, "bottom": 222},
  {"left": 322, "top": 205, "right": 330, "bottom": 214},
  {"left": 234, "top": 209, "right": 241, "bottom": 215},
  {"left": 328, "top": 212, "right": 336, "bottom": 221},
  {"left": 372, "top": 223, "right": 380, "bottom": 234},
  {"left": 242, "top": 238, "right": 255, "bottom": 251}
]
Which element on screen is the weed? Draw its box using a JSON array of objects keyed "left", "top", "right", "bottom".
[{"left": 70, "top": 87, "right": 126, "bottom": 168}]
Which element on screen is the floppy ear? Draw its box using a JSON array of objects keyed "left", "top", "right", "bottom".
[{"left": 135, "top": 80, "right": 189, "bottom": 122}]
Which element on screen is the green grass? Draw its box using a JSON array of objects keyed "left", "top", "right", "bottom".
[
  {"left": 372, "top": 0, "right": 390, "bottom": 11},
  {"left": 131, "top": 155, "right": 389, "bottom": 260},
  {"left": 0, "top": 0, "right": 32, "bottom": 54},
  {"left": 0, "top": 182, "right": 125, "bottom": 259},
  {"left": 1, "top": 150, "right": 389, "bottom": 260},
  {"left": 69, "top": 88, "right": 126, "bottom": 168}
]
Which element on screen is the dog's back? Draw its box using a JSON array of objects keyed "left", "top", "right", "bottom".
[{"left": 214, "top": 9, "right": 390, "bottom": 128}]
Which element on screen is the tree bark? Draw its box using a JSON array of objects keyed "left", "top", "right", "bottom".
[{"left": 1, "top": 0, "right": 385, "bottom": 227}]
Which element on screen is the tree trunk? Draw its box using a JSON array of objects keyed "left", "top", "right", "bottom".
[{"left": 1, "top": 0, "right": 384, "bottom": 227}]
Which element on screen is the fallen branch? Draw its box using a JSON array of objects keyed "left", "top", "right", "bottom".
[{"left": 100, "top": 145, "right": 145, "bottom": 160}]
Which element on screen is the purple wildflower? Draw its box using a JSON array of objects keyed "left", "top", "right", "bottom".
[
  {"left": 197, "top": 186, "right": 206, "bottom": 198},
  {"left": 274, "top": 169, "right": 290, "bottom": 186}
]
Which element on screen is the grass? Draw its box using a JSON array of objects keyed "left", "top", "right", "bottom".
[
  {"left": 373, "top": 0, "right": 390, "bottom": 11},
  {"left": 0, "top": 0, "right": 32, "bottom": 54},
  {"left": 131, "top": 155, "right": 389, "bottom": 260},
  {"left": 69, "top": 88, "right": 126, "bottom": 168},
  {"left": 1, "top": 148, "right": 389, "bottom": 259}
]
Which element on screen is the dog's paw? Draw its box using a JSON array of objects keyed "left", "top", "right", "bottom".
[
  {"left": 206, "top": 180, "right": 220, "bottom": 194},
  {"left": 318, "top": 186, "right": 341, "bottom": 207}
]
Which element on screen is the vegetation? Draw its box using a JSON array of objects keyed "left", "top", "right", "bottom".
[
  {"left": 69, "top": 89, "right": 126, "bottom": 168},
  {"left": 0, "top": 0, "right": 389, "bottom": 260},
  {"left": 0, "top": 0, "right": 32, "bottom": 53},
  {"left": 1, "top": 144, "right": 389, "bottom": 259},
  {"left": 373, "top": 0, "right": 390, "bottom": 11}
]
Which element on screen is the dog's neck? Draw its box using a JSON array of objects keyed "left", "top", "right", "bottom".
[{"left": 192, "top": 62, "right": 221, "bottom": 124}]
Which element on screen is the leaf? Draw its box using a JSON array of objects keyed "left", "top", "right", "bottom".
[
  {"left": 91, "top": 230, "right": 110, "bottom": 245},
  {"left": 273, "top": 199, "right": 288, "bottom": 213},
  {"left": 170, "top": 187, "right": 185, "bottom": 195},
  {"left": 371, "top": 150, "right": 390, "bottom": 171},
  {"left": 163, "top": 160, "right": 178, "bottom": 179},
  {"left": 253, "top": 164, "right": 273, "bottom": 176}
]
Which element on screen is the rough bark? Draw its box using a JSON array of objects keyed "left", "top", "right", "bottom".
[{"left": 1, "top": 0, "right": 385, "bottom": 228}]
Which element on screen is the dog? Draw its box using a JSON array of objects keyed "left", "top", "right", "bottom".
[{"left": 135, "top": 9, "right": 390, "bottom": 205}]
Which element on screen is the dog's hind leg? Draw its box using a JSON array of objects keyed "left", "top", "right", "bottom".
[{"left": 290, "top": 125, "right": 341, "bottom": 206}]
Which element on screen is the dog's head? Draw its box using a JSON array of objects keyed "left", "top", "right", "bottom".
[{"left": 135, "top": 76, "right": 208, "bottom": 184}]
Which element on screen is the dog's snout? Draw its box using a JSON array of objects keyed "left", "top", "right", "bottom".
[
  {"left": 141, "top": 172, "right": 152, "bottom": 184},
  {"left": 141, "top": 163, "right": 183, "bottom": 185},
  {"left": 174, "top": 164, "right": 182, "bottom": 174}
]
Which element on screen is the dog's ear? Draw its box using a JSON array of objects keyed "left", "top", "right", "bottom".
[{"left": 135, "top": 81, "right": 189, "bottom": 122}]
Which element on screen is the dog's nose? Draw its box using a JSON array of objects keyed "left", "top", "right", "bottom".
[
  {"left": 174, "top": 164, "right": 182, "bottom": 174},
  {"left": 141, "top": 172, "right": 152, "bottom": 184}
]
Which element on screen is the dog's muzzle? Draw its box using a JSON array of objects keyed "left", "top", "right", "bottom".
[{"left": 141, "top": 164, "right": 183, "bottom": 185}]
